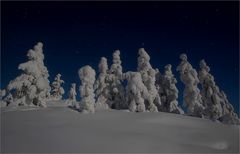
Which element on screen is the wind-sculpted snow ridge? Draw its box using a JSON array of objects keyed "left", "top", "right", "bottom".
[{"left": 1, "top": 43, "right": 239, "bottom": 125}]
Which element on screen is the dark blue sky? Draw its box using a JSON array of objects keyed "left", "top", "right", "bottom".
[{"left": 1, "top": 1, "right": 239, "bottom": 114}]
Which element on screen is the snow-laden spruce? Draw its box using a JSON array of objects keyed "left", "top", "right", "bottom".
[
  {"left": 50, "top": 74, "right": 65, "bottom": 101},
  {"left": 0, "top": 89, "right": 6, "bottom": 107},
  {"left": 218, "top": 92, "right": 239, "bottom": 124},
  {"left": 156, "top": 64, "right": 184, "bottom": 114},
  {"left": 199, "top": 59, "right": 239, "bottom": 124},
  {"left": 2, "top": 42, "right": 238, "bottom": 125},
  {"left": 67, "top": 83, "right": 77, "bottom": 108},
  {"left": 78, "top": 65, "right": 96, "bottom": 113},
  {"left": 1, "top": 93, "right": 12, "bottom": 108},
  {"left": 94, "top": 57, "right": 110, "bottom": 110},
  {"left": 177, "top": 53, "right": 204, "bottom": 117},
  {"left": 106, "top": 50, "right": 126, "bottom": 109},
  {"left": 198, "top": 59, "right": 223, "bottom": 120},
  {"left": 0, "top": 89, "right": 6, "bottom": 98},
  {"left": 137, "top": 48, "right": 161, "bottom": 112},
  {"left": 6, "top": 42, "right": 50, "bottom": 107},
  {"left": 124, "top": 72, "right": 149, "bottom": 112}
]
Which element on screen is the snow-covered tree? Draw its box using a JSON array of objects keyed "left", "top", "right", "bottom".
[
  {"left": 198, "top": 60, "right": 223, "bottom": 120},
  {"left": 124, "top": 72, "right": 149, "bottom": 112},
  {"left": 68, "top": 83, "right": 77, "bottom": 107},
  {"left": 6, "top": 42, "right": 50, "bottom": 107},
  {"left": 137, "top": 48, "right": 160, "bottom": 112},
  {"left": 177, "top": 53, "right": 204, "bottom": 117},
  {"left": 218, "top": 91, "right": 239, "bottom": 124},
  {"left": 199, "top": 60, "right": 239, "bottom": 124},
  {"left": 106, "top": 50, "right": 126, "bottom": 109},
  {"left": 0, "top": 89, "right": 6, "bottom": 99},
  {"left": 157, "top": 64, "right": 184, "bottom": 114},
  {"left": 94, "top": 57, "right": 110, "bottom": 110},
  {"left": 0, "top": 89, "right": 7, "bottom": 107},
  {"left": 4, "top": 93, "right": 14, "bottom": 107},
  {"left": 78, "top": 65, "right": 96, "bottom": 113},
  {"left": 51, "top": 74, "right": 65, "bottom": 100}
]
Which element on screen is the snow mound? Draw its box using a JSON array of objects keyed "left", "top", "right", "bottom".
[
  {"left": 210, "top": 141, "right": 229, "bottom": 150},
  {"left": 1, "top": 103, "right": 239, "bottom": 153}
]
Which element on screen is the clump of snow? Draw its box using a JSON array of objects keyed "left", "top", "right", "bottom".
[
  {"left": 177, "top": 53, "right": 204, "bottom": 117},
  {"left": 78, "top": 65, "right": 96, "bottom": 113},
  {"left": 50, "top": 73, "right": 65, "bottom": 101},
  {"left": 6, "top": 42, "right": 50, "bottom": 107}
]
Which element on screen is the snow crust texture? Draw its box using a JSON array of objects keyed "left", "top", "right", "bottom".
[{"left": 1, "top": 105, "right": 239, "bottom": 153}]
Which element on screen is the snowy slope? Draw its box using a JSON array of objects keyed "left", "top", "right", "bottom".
[{"left": 1, "top": 102, "right": 239, "bottom": 153}]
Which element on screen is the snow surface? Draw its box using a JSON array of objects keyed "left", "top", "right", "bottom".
[{"left": 1, "top": 101, "right": 239, "bottom": 153}]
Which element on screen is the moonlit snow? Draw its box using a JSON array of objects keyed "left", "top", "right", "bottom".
[
  {"left": 1, "top": 42, "right": 239, "bottom": 153},
  {"left": 1, "top": 102, "right": 239, "bottom": 153}
]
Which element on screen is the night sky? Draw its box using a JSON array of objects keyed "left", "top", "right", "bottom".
[{"left": 1, "top": 1, "right": 239, "bottom": 114}]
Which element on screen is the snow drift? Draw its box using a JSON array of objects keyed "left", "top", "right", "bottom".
[{"left": 1, "top": 103, "right": 239, "bottom": 153}]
